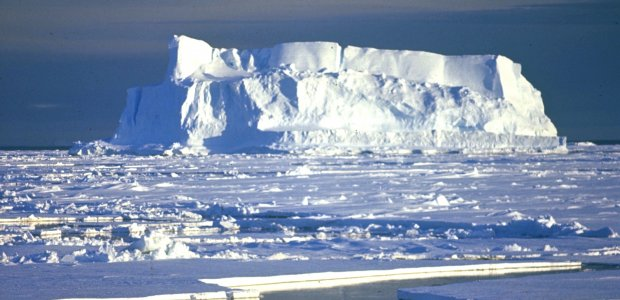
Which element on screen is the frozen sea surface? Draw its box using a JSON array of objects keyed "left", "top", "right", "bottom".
[{"left": 1, "top": 144, "right": 619, "bottom": 298}]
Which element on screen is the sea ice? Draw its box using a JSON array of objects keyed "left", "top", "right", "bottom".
[{"left": 1, "top": 145, "right": 619, "bottom": 299}]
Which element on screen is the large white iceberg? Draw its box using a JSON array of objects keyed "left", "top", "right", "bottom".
[{"left": 71, "top": 35, "right": 565, "bottom": 155}]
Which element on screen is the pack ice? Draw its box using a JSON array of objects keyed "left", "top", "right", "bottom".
[{"left": 71, "top": 35, "right": 565, "bottom": 155}]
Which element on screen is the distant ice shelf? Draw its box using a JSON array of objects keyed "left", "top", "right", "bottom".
[{"left": 71, "top": 35, "right": 565, "bottom": 155}]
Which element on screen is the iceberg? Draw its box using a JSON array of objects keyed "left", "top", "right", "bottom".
[{"left": 71, "top": 35, "right": 565, "bottom": 155}]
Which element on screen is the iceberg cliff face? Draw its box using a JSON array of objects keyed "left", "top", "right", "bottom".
[{"left": 72, "top": 35, "right": 564, "bottom": 155}]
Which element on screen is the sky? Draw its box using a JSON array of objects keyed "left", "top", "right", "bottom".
[{"left": 0, "top": 0, "right": 619, "bottom": 147}]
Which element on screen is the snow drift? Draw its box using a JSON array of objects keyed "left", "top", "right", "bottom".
[{"left": 71, "top": 35, "right": 565, "bottom": 155}]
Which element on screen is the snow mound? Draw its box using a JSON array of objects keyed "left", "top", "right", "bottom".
[
  {"left": 128, "top": 231, "right": 199, "bottom": 260},
  {"left": 71, "top": 35, "right": 565, "bottom": 155}
]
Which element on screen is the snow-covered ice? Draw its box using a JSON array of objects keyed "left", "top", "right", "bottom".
[
  {"left": 1, "top": 144, "right": 619, "bottom": 298},
  {"left": 71, "top": 35, "right": 564, "bottom": 155},
  {"left": 202, "top": 261, "right": 582, "bottom": 293},
  {"left": 1, "top": 36, "right": 616, "bottom": 298}
]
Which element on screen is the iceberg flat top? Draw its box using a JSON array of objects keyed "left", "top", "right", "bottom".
[
  {"left": 72, "top": 35, "right": 562, "bottom": 155},
  {"left": 170, "top": 35, "right": 526, "bottom": 102}
]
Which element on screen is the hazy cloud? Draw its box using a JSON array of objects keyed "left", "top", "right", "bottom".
[{"left": 29, "top": 103, "right": 62, "bottom": 110}]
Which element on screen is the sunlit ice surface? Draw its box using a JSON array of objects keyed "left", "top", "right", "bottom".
[{"left": 1, "top": 144, "right": 618, "bottom": 266}]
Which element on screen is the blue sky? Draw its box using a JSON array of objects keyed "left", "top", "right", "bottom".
[{"left": 1, "top": 0, "right": 618, "bottom": 146}]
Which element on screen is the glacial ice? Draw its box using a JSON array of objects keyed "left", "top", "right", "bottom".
[{"left": 71, "top": 35, "right": 565, "bottom": 155}]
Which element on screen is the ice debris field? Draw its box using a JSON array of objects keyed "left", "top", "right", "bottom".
[
  {"left": 2, "top": 37, "right": 619, "bottom": 299},
  {"left": 2, "top": 145, "right": 620, "bottom": 298}
]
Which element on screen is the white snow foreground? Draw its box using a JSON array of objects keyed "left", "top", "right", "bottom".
[{"left": 71, "top": 35, "right": 565, "bottom": 155}]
